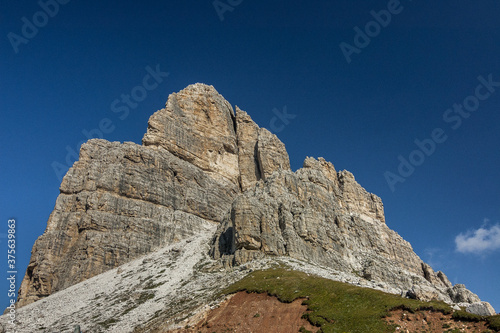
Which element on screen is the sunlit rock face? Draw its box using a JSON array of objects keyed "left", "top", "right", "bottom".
[
  {"left": 211, "top": 156, "right": 463, "bottom": 302},
  {"left": 18, "top": 83, "right": 487, "bottom": 314},
  {"left": 17, "top": 83, "right": 290, "bottom": 307}
]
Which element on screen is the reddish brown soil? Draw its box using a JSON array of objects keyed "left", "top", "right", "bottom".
[
  {"left": 385, "top": 309, "right": 490, "bottom": 332},
  {"left": 168, "top": 293, "right": 495, "bottom": 332},
  {"left": 169, "top": 291, "right": 319, "bottom": 333}
]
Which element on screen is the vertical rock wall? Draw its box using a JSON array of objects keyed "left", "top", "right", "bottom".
[
  {"left": 17, "top": 84, "right": 290, "bottom": 307},
  {"left": 18, "top": 83, "right": 484, "bottom": 309}
]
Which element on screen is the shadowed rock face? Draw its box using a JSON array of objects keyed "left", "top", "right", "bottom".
[
  {"left": 18, "top": 83, "right": 488, "bottom": 312},
  {"left": 235, "top": 106, "right": 290, "bottom": 191}
]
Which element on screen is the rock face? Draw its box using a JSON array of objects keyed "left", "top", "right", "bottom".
[
  {"left": 17, "top": 84, "right": 291, "bottom": 308},
  {"left": 465, "top": 302, "right": 497, "bottom": 316},
  {"left": 142, "top": 84, "right": 240, "bottom": 190},
  {"left": 235, "top": 106, "right": 290, "bottom": 191},
  {"left": 17, "top": 83, "right": 493, "bottom": 315},
  {"left": 17, "top": 140, "right": 236, "bottom": 307},
  {"left": 211, "top": 156, "right": 462, "bottom": 302}
]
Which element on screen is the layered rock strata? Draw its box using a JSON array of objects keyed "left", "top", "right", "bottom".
[
  {"left": 17, "top": 139, "right": 236, "bottom": 307},
  {"left": 17, "top": 84, "right": 289, "bottom": 307},
  {"left": 210, "top": 157, "right": 472, "bottom": 302},
  {"left": 18, "top": 83, "right": 491, "bottom": 313}
]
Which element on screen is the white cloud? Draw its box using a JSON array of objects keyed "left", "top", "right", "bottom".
[{"left": 455, "top": 223, "right": 500, "bottom": 254}]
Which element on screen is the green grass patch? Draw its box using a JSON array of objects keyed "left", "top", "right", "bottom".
[
  {"left": 450, "top": 308, "right": 500, "bottom": 332},
  {"left": 223, "top": 268, "right": 453, "bottom": 333},
  {"left": 487, "top": 314, "right": 500, "bottom": 331},
  {"left": 452, "top": 310, "right": 483, "bottom": 322}
]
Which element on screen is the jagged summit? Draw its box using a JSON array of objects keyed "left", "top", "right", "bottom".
[
  {"left": 11, "top": 84, "right": 495, "bottom": 329},
  {"left": 16, "top": 83, "right": 289, "bottom": 308}
]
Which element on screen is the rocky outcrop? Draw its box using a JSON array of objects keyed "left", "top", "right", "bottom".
[
  {"left": 17, "top": 140, "right": 236, "bottom": 307},
  {"left": 17, "top": 84, "right": 290, "bottom": 308},
  {"left": 235, "top": 106, "right": 290, "bottom": 191},
  {"left": 465, "top": 302, "right": 497, "bottom": 316},
  {"left": 211, "top": 156, "right": 464, "bottom": 303},
  {"left": 142, "top": 84, "right": 240, "bottom": 190},
  {"left": 141, "top": 84, "right": 290, "bottom": 192},
  {"left": 448, "top": 284, "right": 481, "bottom": 304},
  {"left": 17, "top": 83, "right": 493, "bottom": 316},
  {"left": 256, "top": 128, "right": 291, "bottom": 180}
]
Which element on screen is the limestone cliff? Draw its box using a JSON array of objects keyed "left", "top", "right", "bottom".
[
  {"left": 17, "top": 83, "right": 491, "bottom": 315},
  {"left": 17, "top": 84, "right": 290, "bottom": 307},
  {"left": 211, "top": 157, "right": 467, "bottom": 303}
]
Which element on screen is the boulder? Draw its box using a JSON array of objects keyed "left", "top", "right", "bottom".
[{"left": 466, "top": 302, "right": 496, "bottom": 316}]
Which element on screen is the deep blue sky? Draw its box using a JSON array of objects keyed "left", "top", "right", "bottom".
[{"left": 1, "top": 0, "right": 499, "bottom": 312}]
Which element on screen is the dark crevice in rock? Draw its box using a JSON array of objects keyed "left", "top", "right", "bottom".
[{"left": 253, "top": 141, "right": 263, "bottom": 182}]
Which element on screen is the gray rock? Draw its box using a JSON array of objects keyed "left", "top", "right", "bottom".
[
  {"left": 422, "top": 263, "right": 450, "bottom": 289},
  {"left": 256, "top": 128, "right": 290, "bottom": 180},
  {"left": 466, "top": 302, "right": 496, "bottom": 316},
  {"left": 211, "top": 157, "right": 475, "bottom": 303},
  {"left": 447, "top": 284, "right": 481, "bottom": 304},
  {"left": 142, "top": 83, "right": 240, "bottom": 190},
  {"left": 235, "top": 106, "right": 261, "bottom": 191},
  {"left": 17, "top": 140, "right": 236, "bottom": 307},
  {"left": 17, "top": 83, "right": 493, "bottom": 316},
  {"left": 437, "top": 270, "right": 453, "bottom": 288},
  {"left": 235, "top": 106, "right": 291, "bottom": 190},
  {"left": 17, "top": 83, "right": 291, "bottom": 308},
  {"left": 406, "top": 285, "right": 442, "bottom": 302}
]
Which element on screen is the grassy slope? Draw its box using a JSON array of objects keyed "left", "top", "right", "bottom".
[{"left": 223, "top": 268, "right": 500, "bottom": 333}]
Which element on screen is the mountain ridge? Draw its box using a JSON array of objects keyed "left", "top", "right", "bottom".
[{"left": 5, "top": 83, "right": 495, "bottom": 332}]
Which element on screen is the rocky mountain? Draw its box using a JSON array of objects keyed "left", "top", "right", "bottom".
[{"left": 7, "top": 83, "right": 496, "bottom": 331}]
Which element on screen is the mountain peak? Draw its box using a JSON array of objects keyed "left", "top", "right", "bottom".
[{"left": 9, "top": 84, "right": 495, "bottom": 331}]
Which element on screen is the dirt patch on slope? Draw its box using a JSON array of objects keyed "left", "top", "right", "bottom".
[
  {"left": 169, "top": 291, "right": 319, "bottom": 333},
  {"left": 385, "top": 309, "right": 490, "bottom": 332}
]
